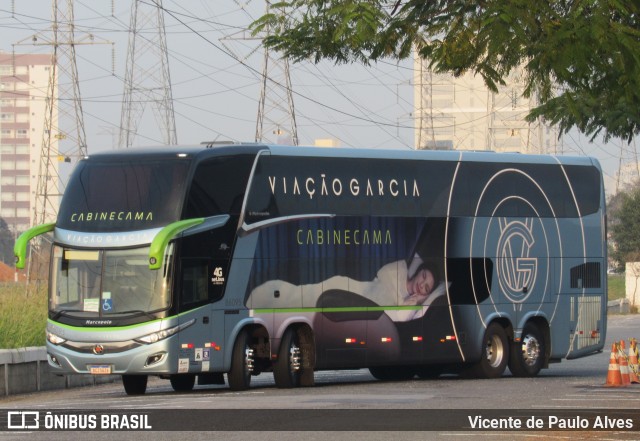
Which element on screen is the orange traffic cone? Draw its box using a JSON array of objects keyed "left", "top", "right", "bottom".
[
  {"left": 629, "top": 338, "right": 639, "bottom": 384},
  {"left": 618, "top": 340, "right": 631, "bottom": 386},
  {"left": 606, "top": 343, "right": 623, "bottom": 387}
]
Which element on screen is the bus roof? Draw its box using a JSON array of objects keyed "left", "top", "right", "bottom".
[{"left": 84, "top": 143, "right": 599, "bottom": 169}]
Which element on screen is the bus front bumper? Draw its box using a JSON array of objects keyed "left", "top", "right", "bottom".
[{"left": 46, "top": 340, "right": 176, "bottom": 375}]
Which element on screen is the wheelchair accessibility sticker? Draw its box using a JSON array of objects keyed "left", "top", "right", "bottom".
[{"left": 102, "top": 293, "right": 113, "bottom": 312}]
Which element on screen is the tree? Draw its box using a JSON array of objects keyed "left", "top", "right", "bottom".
[
  {"left": 0, "top": 218, "right": 15, "bottom": 266},
  {"left": 252, "top": 0, "right": 640, "bottom": 142},
  {"left": 609, "top": 183, "right": 640, "bottom": 268}
]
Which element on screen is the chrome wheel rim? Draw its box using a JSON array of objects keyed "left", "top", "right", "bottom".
[
  {"left": 486, "top": 334, "right": 504, "bottom": 368},
  {"left": 521, "top": 334, "right": 541, "bottom": 367}
]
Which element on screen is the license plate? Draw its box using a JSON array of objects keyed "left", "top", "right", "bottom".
[{"left": 89, "top": 364, "right": 112, "bottom": 375}]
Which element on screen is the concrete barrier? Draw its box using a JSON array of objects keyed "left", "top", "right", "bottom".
[
  {"left": 625, "top": 262, "right": 640, "bottom": 309},
  {"left": 0, "top": 347, "right": 119, "bottom": 397},
  {"left": 608, "top": 298, "right": 631, "bottom": 314}
]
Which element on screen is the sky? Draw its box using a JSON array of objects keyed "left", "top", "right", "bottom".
[{"left": 0, "top": 0, "right": 635, "bottom": 195}]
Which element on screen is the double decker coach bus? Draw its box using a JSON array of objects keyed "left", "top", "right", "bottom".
[{"left": 15, "top": 144, "right": 607, "bottom": 395}]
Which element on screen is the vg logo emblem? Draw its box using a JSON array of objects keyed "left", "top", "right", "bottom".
[{"left": 496, "top": 218, "right": 537, "bottom": 302}]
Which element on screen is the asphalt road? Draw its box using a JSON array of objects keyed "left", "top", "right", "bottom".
[{"left": 1, "top": 314, "right": 639, "bottom": 441}]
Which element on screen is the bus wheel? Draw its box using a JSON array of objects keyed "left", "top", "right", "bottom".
[
  {"left": 274, "top": 328, "right": 302, "bottom": 388},
  {"left": 170, "top": 374, "right": 196, "bottom": 392},
  {"left": 122, "top": 374, "right": 148, "bottom": 395},
  {"left": 509, "top": 322, "right": 545, "bottom": 377},
  {"left": 228, "top": 329, "right": 254, "bottom": 391},
  {"left": 470, "top": 322, "right": 509, "bottom": 379}
]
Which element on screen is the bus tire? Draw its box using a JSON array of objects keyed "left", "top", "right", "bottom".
[
  {"left": 122, "top": 374, "right": 148, "bottom": 395},
  {"left": 170, "top": 374, "right": 196, "bottom": 392},
  {"left": 228, "top": 329, "right": 253, "bottom": 391},
  {"left": 273, "top": 328, "right": 302, "bottom": 388},
  {"left": 509, "top": 322, "right": 545, "bottom": 377},
  {"left": 469, "top": 322, "right": 509, "bottom": 379}
]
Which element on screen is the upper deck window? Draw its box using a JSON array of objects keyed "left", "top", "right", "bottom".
[
  {"left": 58, "top": 158, "right": 191, "bottom": 232},
  {"left": 183, "top": 155, "right": 255, "bottom": 218}
]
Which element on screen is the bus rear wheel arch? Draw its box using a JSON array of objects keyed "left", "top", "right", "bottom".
[{"left": 509, "top": 320, "right": 547, "bottom": 377}]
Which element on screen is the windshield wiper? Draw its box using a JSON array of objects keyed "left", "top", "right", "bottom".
[
  {"left": 51, "top": 309, "right": 84, "bottom": 321},
  {"left": 104, "top": 309, "right": 157, "bottom": 321}
]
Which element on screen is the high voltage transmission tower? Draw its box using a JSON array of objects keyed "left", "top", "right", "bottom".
[
  {"left": 222, "top": 1, "right": 298, "bottom": 145},
  {"left": 13, "top": 0, "right": 111, "bottom": 280},
  {"left": 255, "top": 1, "right": 298, "bottom": 145},
  {"left": 256, "top": 44, "right": 298, "bottom": 145},
  {"left": 119, "top": 0, "right": 177, "bottom": 148}
]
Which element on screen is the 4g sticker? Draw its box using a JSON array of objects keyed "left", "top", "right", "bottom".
[{"left": 211, "top": 267, "right": 225, "bottom": 285}]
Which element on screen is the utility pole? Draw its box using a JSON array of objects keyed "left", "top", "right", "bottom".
[
  {"left": 119, "top": 0, "right": 177, "bottom": 148},
  {"left": 13, "top": 0, "right": 110, "bottom": 281}
]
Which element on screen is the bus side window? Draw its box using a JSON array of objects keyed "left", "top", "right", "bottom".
[{"left": 180, "top": 259, "right": 209, "bottom": 309}]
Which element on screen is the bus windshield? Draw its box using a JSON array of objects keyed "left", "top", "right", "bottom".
[{"left": 50, "top": 245, "right": 173, "bottom": 317}]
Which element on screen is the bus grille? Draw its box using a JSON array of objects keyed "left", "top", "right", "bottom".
[{"left": 571, "top": 295, "right": 602, "bottom": 351}]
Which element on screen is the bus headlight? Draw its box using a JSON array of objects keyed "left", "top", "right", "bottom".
[
  {"left": 46, "top": 331, "right": 66, "bottom": 345},
  {"left": 134, "top": 319, "right": 196, "bottom": 344}
]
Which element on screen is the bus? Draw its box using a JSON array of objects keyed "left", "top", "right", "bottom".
[{"left": 15, "top": 144, "right": 607, "bottom": 395}]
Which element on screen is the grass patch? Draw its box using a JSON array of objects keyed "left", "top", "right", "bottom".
[
  {"left": 608, "top": 274, "right": 625, "bottom": 301},
  {"left": 0, "top": 283, "right": 48, "bottom": 349}
]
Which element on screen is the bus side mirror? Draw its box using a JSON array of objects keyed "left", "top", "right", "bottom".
[
  {"left": 13, "top": 223, "right": 56, "bottom": 269},
  {"left": 148, "top": 218, "right": 204, "bottom": 270}
]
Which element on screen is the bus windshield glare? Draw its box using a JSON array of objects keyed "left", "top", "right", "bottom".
[{"left": 50, "top": 245, "right": 173, "bottom": 317}]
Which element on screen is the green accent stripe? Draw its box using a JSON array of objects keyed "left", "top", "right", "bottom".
[
  {"left": 47, "top": 306, "right": 206, "bottom": 332},
  {"left": 253, "top": 306, "right": 421, "bottom": 314},
  {"left": 14, "top": 223, "right": 55, "bottom": 269},
  {"left": 148, "top": 218, "right": 204, "bottom": 270}
]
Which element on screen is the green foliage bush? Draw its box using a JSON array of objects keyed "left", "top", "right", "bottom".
[
  {"left": 607, "top": 274, "right": 625, "bottom": 301},
  {"left": 0, "top": 283, "right": 47, "bottom": 349}
]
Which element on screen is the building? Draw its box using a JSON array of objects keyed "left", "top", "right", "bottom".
[
  {"left": 314, "top": 138, "right": 341, "bottom": 148},
  {"left": 613, "top": 153, "right": 640, "bottom": 194},
  {"left": 413, "top": 58, "right": 559, "bottom": 154},
  {"left": 0, "top": 52, "right": 55, "bottom": 235}
]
